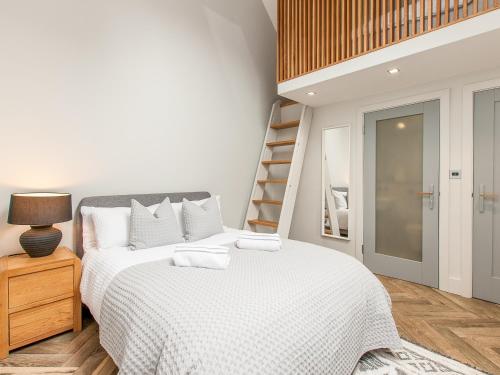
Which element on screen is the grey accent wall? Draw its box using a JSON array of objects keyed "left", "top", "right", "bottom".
[{"left": 0, "top": 0, "right": 276, "bottom": 256}]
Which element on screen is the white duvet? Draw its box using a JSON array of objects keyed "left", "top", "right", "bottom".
[{"left": 81, "top": 228, "right": 401, "bottom": 374}]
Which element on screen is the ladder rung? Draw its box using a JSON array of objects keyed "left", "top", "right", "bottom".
[
  {"left": 270, "top": 120, "right": 300, "bottom": 130},
  {"left": 280, "top": 99, "right": 298, "bottom": 108},
  {"left": 247, "top": 219, "right": 278, "bottom": 229},
  {"left": 262, "top": 160, "right": 292, "bottom": 165},
  {"left": 266, "top": 139, "right": 296, "bottom": 148},
  {"left": 257, "top": 179, "right": 288, "bottom": 184},
  {"left": 252, "top": 199, "right": 283, "bottom": 206}
]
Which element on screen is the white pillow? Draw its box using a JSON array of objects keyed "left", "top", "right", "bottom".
[
  {"left": 82, "top": 204, "right": 159, "bottom": 251},
  {"left": 92, "top": 207, "right": 132, "bottom": 249},
  {"left": 81, "top": 206, "right": 98, "bottom": 252},
  {"left": 171, "top": 195, "right": 222, "bottom": 235},
  {"left": 332, "top": 190, "right": 348, "bottom": 210}
]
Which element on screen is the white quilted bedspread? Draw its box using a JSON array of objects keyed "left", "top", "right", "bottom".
[{"left": 89, "top": 236, "right": 401, "bottom": 375}]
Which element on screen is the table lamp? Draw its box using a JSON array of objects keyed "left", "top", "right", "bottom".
[{"left": 8, "top": 193, "right": 72, "bottom": 257}]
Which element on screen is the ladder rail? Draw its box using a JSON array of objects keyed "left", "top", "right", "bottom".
[{"left": 277, "top": 105, "right": 313, "bottom": 238}]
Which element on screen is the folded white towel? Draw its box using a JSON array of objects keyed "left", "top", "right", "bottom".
[
  {"left": 173, "top": 245, "right": 230, "bottom": 270},
  {"left": 238, "top": 233, "right": 281, "bottom": 241},
  {"left": 235, "top": 232, "right": 282, "bottom": 251}
]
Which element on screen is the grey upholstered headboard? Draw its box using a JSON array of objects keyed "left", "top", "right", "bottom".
[{"left": 74, "top": 192, "right": 211, "bottom": 258}]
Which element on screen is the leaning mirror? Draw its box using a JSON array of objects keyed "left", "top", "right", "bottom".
[{"left": 322, "top": 125, "right": 350, "bottom": 240}]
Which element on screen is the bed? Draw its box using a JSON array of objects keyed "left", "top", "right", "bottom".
[{"left": 77, "top": 192, "right": 401, "bottom": 375}]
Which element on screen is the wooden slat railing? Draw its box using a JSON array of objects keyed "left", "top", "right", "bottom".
[{"left": 277, "top": 0, "right": 500, "bottom": 83}]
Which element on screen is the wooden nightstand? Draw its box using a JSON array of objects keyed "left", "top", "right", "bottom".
[{"left": 0, "top": 247, "right": 81, "bottom": 359}]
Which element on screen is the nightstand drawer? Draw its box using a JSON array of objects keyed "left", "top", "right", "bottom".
[
  {"left": 9, "top": 298, "right": 74, "bottom": 347},
  {"left": 9, "top": 266, "right": 74, "bottom": 310}
]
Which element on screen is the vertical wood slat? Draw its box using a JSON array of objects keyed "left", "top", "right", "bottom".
[
  {"left": 382, "top": 0, "right": 387, "bottom": 45},
  {"left": 321, "top": 0, "right": 325, "bottom": 67},
  {"left": 326, "top": 0, "right": 330, "bottom": 65},
  {"left": 363, "top": 0, "right": 371, "bottom": 52},
  {"left": 279, "top": 0, "right": 283, "bottom": 81},
  {"left": 299, "top": 0, "right": 302, "bottom": 75},
  {"left": 309, "top": 0, "right": 313, "bottom": 72},
  {"left": 351, "top": 0, "right": 356, "bottom": 56},
  {"left": 331, "top": 0, "right": 335, "bottom": 63},
  {"left": 353, "top": 0, "right": 357, "bottom": 56},
  {"left": 317, "top": 0, "right": 321, "bottom": 67},
  {"left": 427, "top": 0, "right": 433, "bottom": 31},
  {"left": 395, "top": 0, "right": 401, "bottom": 42},
  {"left": 375, "top": 0, "right": 380, "bottom": 48},
  {"left": 295, "top": 0, "right": 299, "bottom": 76},
  {"left": 302, "top": 0, "right": 307, "bottom": 74},
  {"left": 277, "top": 0, "right": 281, "bottom": 82},
  {"left": 312, "top": 0, "right": 316, "bottom": 70},
  {"left": 403, "top": 0, "right": 409, "bottom": 38},
  {"left": 288, "top": 0, "right": 291, "bottom": 80},
  {"left": 412, "top": 0, "right": 417, "bottom": 35},
  {"left": 347, "top": 0, "right": 351, "bottom": 58},
  {"left": 340, "top": 0, "right": 344, "bottom": 59},
  {"left": 358, "top": 0, "right": 363, "bottom": 54},
  {"left": 286, "top": 0, "right": 288, "bottom": 79},
  {"left": 317, "top": 0, "right": 321, "bottom": 68},
  {"left": 277, "top": 0, "right": 500, "bottom": 82},
  {"left": 437, "top": 0, "right": 442, "bottom": 27},
  {"left": 420, "top": 0, "right": 425, "bottom": 32},
  {"left": 291, "top": 0, "right": 294, "bottom": 78},
  {"left": 339, "top": 0, "right": 347, "bottom": 61},
  {"left": 389, "top": 0, "right": 394, "bottom": 43},
  {"left": 336, "top": 0, "right": 341, "bottom": 61}
]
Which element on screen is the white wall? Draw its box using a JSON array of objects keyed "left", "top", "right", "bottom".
[
  {"left": 0, "top": 0, "right": 276, "bottom": 257},
  {"left": 290, "top": 66, "right": 500, "bottom": 295}
]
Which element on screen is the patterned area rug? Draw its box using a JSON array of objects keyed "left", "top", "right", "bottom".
[{"left": 354, "top": 339, "right": 488, "bottom": 375}]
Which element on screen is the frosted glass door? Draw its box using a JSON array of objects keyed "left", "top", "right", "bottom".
[
  {"left": 376, "top": 114, "right": 423, "bottom": 262},
  {"left": 364, "top": 101, "right": 439, "bottom": 288}
]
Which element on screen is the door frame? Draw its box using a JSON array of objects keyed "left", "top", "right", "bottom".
[
  {"left": 356, "top": 89, "right": 450, "bottom": 291},
  {"left": 462, "top": 78, "right": 500, "bottom": 298}
]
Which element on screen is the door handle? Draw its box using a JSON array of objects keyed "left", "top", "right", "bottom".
[
  {"left": 479, "top": 184, "right": 496, "bottom": 213},
  {"left": 417, "top": 184, "right": 434, "bottom": 209}
]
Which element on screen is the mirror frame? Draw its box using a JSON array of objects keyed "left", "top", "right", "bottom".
[{"left": 321, "top": 124, "right": 351, "bottom": 240}]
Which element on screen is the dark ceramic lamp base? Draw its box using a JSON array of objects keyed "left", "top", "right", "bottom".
[{"left": 20, "top": 225, "right": 62, "bottom": 258}]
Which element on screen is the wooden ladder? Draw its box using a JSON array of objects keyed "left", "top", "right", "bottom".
[{"left": 244, "top": 99, "right": 313, "bottom": 238}]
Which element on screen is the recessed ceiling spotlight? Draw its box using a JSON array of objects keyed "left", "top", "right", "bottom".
[
  {"left": 387, "top": 68, "right": 400, "bottom": 75},
  {"left": 397, "top": 122, "right": 406, "bottom": 129},
  {"left": 306, "top": 91, "right": 316, "bottom": 96}
]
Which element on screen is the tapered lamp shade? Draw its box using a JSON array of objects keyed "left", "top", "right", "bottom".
[{"left": 8, "top": 193, "right": 72, "bottom": 257}]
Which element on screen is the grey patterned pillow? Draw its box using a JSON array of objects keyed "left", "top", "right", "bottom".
[
  {"left": 182, "top": 196, "right": 224, "bottom": 242},
  {"left": 129, "top": 198, "right": 184, "bottom": 250}
]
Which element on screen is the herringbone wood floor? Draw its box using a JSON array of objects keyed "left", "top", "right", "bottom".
[
  {"left": 1, "top": 276, "right": 499, "bottom": 374},
  {"left": 380, "top": 275, "right": 500, "bottom": 374}
]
